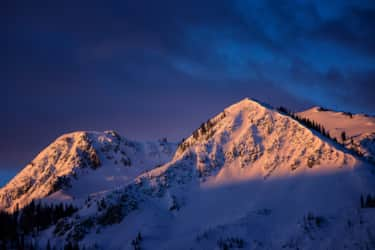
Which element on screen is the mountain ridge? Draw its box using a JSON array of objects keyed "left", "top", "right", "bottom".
[
  {"left": 0, "top": 98, "right": 374, "bottom": 250},
  {"left": 0, "top": 130, "right": 177, "bottom": 212},
  {"left": 298, "top": 106, "right": 375, "bottom": 163},
  {"left": 43, "top": 98, "right": 373, "bottom": 249}
]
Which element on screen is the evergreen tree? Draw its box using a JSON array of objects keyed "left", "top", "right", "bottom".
[
  {"left": 137, "top": 232, "right": 142, "bottom": 241},
  {"left": 64, "top": 242, "right": 73, "bottom": 250},
  {"left": 0, "top": 200, "right": 77, "bottom": 248},
  {"left": 366, "top": 195, "right": 372, "bottom": 207},
  {"left": 46, "top": 240, "right": 52, "bottom": 250},
  {"left": 341, "top": 131, "right": 347, "bottom": 142},
  {"left": 29, "top": 241, "right": 35, "bottom": 250}
]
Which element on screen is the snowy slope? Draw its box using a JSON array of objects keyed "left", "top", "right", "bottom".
[
  {"left": 0, "top": 131, "right": 177, "bottom": 212},
  {"left": 42, "top": 99, "right": 375, "bottom": 250},
  {"left": 298, "top": 107, "right": 375, "bottom": 162}
]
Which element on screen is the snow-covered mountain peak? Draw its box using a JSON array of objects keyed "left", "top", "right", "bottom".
[
  {"left": 2, "top": 100, "right": 373, "bottom": 250},
  {"left": 0, "top": 130, "right": 177, "bottom": 212},
  {"left": 39, "top": 100, "right": 372, "bottom": 250},
  {"left": 224, "top": 97, "right": 272, "bottom": 113},
  {"left": 170, "top": 99, "right": 356, "bottom": 184}
]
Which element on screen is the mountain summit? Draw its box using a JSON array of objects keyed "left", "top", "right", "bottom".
[
  {"left": 0, "top": 131, "right": 176, "bottom": 212},
  {"left": 173, "top": 98, "right": 355, "bottom": 183},
  {"left": 0, "top": 98, "right": 374, "bottom": 250}
]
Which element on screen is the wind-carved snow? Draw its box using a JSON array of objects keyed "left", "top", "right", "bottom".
[
  {"left": 298, "top": 107, "right": 375, "bottom": 163},
  {"left": 36, "top": 98, "right": 375, "bottom": 250},
  {"left": 0, "top": 131, "right": 177, "bottom": 212}
]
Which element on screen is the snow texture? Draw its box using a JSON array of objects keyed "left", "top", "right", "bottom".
[
  {"left": 1, "top": 98, "right": 375, "bottom": 250},
  {"left": 298, "top": 106, "right": 375, "bottom": 163},
  {"left": 0, "top": 131, "right": 176, "bottom": 212}
]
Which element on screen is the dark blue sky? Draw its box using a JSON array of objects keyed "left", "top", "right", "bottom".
[{"left": 1, "top": 0, "right": 375, "bottom": 180}]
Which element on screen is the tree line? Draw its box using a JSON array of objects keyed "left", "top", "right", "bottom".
[
  {"left": 277, "top": 106, "right": 347, "bottom": 143},
  {"left": 0, "top": 201, "right": 77, "bottom": 250}
]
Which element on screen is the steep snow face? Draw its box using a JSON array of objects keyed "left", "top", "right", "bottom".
[
  {"left": 43, "top": 99, "right": 375, "bottom": 250},
  {"left": 0, "top": 131, "right": 176, "bottom": 212},
  {"left": 298, "top": 107, "right": 375, "bottom": 162},
  {"left": 173, "top": 98, "right": 356, "bottom": 183}
]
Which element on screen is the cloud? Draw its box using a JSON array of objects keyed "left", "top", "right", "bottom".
[
  {"left": 311, "top": 5, "right": 375, "bottom": 56},
  {"left": 1, "top": 0, "right": 374, "bottom": 170}
]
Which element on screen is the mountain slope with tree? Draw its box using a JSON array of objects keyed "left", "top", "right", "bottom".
[
  {"left": 298, "top": 107, "right": 375, "bottom": 163},
  {"left": 19, "top": 98, "right": 373, "bottom": 250}
]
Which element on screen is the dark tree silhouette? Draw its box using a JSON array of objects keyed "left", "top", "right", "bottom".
[
  {"left": 341, "top": 131, "right": 347, "bottom": 142},
  {"left": 0, "top": 201, "right": 77, "bottom": 249},
  {"left": 277, "top": 106, "right": 334, "bottom": 142}
]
